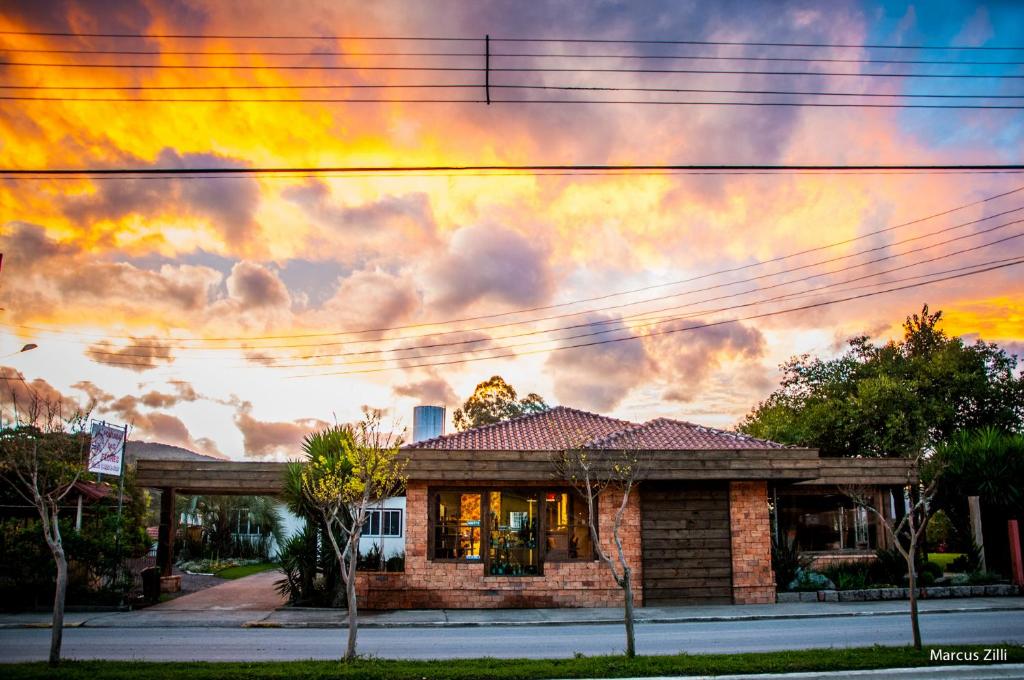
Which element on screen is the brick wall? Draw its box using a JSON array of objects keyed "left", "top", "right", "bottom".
[
  {"left": 729, "top": 480, "right": 776, "bottom": 604},
  {"left": 356, "top": 481, "right": 643, "bottom": 609}
]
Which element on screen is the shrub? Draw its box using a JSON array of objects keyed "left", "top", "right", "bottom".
[
  {"left": 949, "top": 543, "right": 982, "bottom": 573},
  {"left": 771, "top": 536, "right": 809, "bottom": 591},
  {"left": 788, "top": 568, "right": 835, "bottom": 591},
  {"left": 871, "top": 548, "right": 906, "bottom": 586},
  {"left": 821, "top": 561, "right": 874, "bottom": 590}
]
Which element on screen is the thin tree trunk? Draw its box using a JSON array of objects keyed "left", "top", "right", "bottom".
[
  {"left": 50, "top": 546, "right": 67, "bottom": 667},
  {"left": 345, "top": 557, "right": 358, "bottom": 660},
  {"left": 908, "top": 552, "right": 921, "bottom": 650},
  {"left": 622, "top": 568, "right": 636, "bottom": 658}
]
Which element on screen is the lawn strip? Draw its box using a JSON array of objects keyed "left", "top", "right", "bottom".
[{"left": 3, "top": 644, "right": 1022, "bottom": 679}]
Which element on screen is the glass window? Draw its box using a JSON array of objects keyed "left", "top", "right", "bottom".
[
  {"left": 381, "top": 509, "right": 402, "bottom": 537},
  {"left": 543, "top": 491, "right": 595, "bottom": 561},
  {"left": 433, "top": 492, "right": 482, "bottom": 560},
  {"left": 777, "top": 492, "right": 878, "bottom": 552},
  {"left": 487, "top": 490, "right": 540, "bottom": 575},
  {"left": 363, "top": 509, "right": 402, "bottom": 537}
]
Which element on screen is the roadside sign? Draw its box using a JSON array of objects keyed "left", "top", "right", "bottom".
[{"left": 88, "top": 422, "right": 126, "bottom": 476}]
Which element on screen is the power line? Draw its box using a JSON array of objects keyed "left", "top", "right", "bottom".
[
  {"left": 63, "top": 214, "right": 1024, "bottom": 363},
  {"left": 287, "top": 259, "right": 1024, "bottom": 377},
  {"left": 1, "top": 30, "right": 1020, "bottom": 50},
  {"left": 4, "top": 95, "right": 1019, "bottom": 109},
  {"left": 7, "top": 47, "right": 1024, "bottom": 66},
  {"left": 5, "top": 83, "right": 1021, "bottom": 100},
  {"left": 8, "top": 171, "right": 1023, "bottom": 182},
  {"left": 6, "top": 184, "right": 1021, "bottom": 346},
  {"left": 5, "top": 61, "right": 1023, "bottom": 79},
  {"left": 283, "top": 253, "right": 1024, "bottom": 370},
  {"left": 59, "top": 251, "right": 1024, "bottom": 372},
  {"left": 4, "top": 164, "right": 1023, "bottom": 177},
  {"left": 76, "top": 226, "right": 1024, "bottom": 367}
]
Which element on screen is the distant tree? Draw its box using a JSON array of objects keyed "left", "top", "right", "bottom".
[
  {"left": 0, "top": 397, "right": 89, "bottom": 667},
  {"left": 738, "top": 305, "right": 1023, "bottom": 457},
  {"left": 452, "top": 376, "right": 548, "bottom": 431},
  {"left": 299, "top": 411, "right": 406, "bottom": 660}
]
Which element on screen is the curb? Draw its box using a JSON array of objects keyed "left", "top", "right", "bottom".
[{"left": 3, "top": 602, "right": 1022, "bottom": 630}]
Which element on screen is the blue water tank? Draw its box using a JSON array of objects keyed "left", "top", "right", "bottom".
[{"left": 413, "top": 405, "right": 446, "bottom": 443}]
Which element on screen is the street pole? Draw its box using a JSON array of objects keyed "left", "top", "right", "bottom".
[{"left": 113, "top": 424, "right": 128, "bottom": 609}]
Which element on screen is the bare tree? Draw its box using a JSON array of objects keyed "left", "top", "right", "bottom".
[
  {"left": 842, "top": 455, "right": 940, "bottom": 651},
  {"left": 0, "top": 396, "right": 89, "bottom": 667},
  {"left": 300, "top": 410, "right": 406, "bottom": 660},
  {"left": 553, "top": 436, "right": 643, "bottom": 658}
]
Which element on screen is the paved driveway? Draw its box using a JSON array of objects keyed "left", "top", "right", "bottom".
[{"left": 154, "top": 569, "right": 285, "bottom": 611}]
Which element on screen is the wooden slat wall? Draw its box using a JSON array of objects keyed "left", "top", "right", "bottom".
[
  {"left": 402, "top": 448, "right": 821, "bottom": 481},
  {"left": 135, "top": 459, "right": 287, "bottom": 495},
  {"left": 795, "top": 457, "right": 915, "bottom": 486},
  {"left": 641, "top": 482, "right": 733, "bottom": 606}
]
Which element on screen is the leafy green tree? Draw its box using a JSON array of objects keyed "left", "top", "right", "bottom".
[
  {"left": 0, "top": 402, "right": 89, "bottom": 667},
  {"left": 298, "top": 411, "right": 406, "bottom": 660},
  {"left": 738, "top": 305, "right": 1023, "bottom": 457},
  {"left": 452, "top": 376, "right": 548, "bottom": 431}
]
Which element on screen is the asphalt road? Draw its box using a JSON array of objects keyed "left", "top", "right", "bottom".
[{"left": 1, "top": 610, "right": 1021, "bottom": 662}]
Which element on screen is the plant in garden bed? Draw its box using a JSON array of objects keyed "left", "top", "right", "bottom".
[{"left": 771, "top": 535, "right": 809, "bottom": 591}]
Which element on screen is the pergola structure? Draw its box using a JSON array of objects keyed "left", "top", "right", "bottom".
[{"left": 136, "top": 459, "right": 286, "bottom": 576}]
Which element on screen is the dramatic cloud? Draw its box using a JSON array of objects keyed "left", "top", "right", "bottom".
[
  {"left": 96, "top": 391, "right": 223, "bottom": 457},
  {"left": 425, "top": 225, "right": 553, "bottom": 313},
  {"left": 0, "top": 367, "right": 83, "bottom": 423},
  {"left": 392, "top": 375, "right": 459, "bottom": 406},
  {"left": 61, "top": 148, "right": 260, "bottom": 247},
  {"left": 545, "top": 314, "right": 653, "bottom": 412},
  {"left": 225, "top": 261, "right": 291, "bottom": 309},
  {"left": 233, "top": 400, "right": 329, "bottom": 459},
  {"left": 650, "top": 321, "right": 766, "bottom": 403},
  {"left": 318, "top": 268, "right": 420, "bottom": 333},
  {"left": 85, "top": 337, "right": 174, "bottom": 372}
]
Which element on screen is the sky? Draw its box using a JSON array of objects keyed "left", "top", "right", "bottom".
[{"left": 1, "top": 0, "right": 1022, "bottom": 460}]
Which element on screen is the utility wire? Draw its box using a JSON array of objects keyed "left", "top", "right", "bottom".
[
  {"left": 4, "top": 164, "right": 1023, "bottom": 177},
  {"left": 64, "top": 252, "right": 1024, "bottom": 372},
  {"left": 6, "top": 47, "right": 1024, "bottom": 66},
  {"left": 65, "top": 215, "right": 1024, "bottom": 363},
  {"left": 4, "top": 61, "right": 1023, "bottom": 78},
  {"left": 4, "top": 95, "right": 1019, "bottom": 108},
  {"left": 75, "top": 230, "right": 1024, "bottom": 368},
  {"left": 0, "top": 30, "right": 1020, "bottom": 50},
  {"left": 5, "top": 184, "right": 1021, "bottom": 345},
  {"left": 4, "top": 83, "right": 1020, "bottom": 100},
  {"left": 287, "top": 259, "right": 1024, "bottom": 377},
  {"left": 5, "top": 83, "right": 1019, "bottom": 100}
]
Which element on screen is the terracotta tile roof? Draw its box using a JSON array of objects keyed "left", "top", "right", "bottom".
[
  {"left": 407, "top": 406, "right": 633, "bottom": 451},
  {"left": 72, "top": 480, "right": 114, "bottom": 501},
  {"left": 585, "top": 417, "right": 786, "bottom": 450},
  {"left": 406, "top": 406, "right": 787, "bottom": 451}
]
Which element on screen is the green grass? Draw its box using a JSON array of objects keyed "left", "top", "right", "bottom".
[
  {"left": 927, "top": 553, "right": 964, "bottom": 571},
  {"left": 4, "top": 645, "right": 1022, "bottom": 679},
  {"left": 215, "top": 562, "right": 279, "bottom": 580}
]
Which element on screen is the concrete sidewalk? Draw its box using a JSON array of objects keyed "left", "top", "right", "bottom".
[{"left": 1, "top": 595, "right": 1020, "bottom": 629}]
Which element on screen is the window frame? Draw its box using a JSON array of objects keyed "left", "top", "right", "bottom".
[
  {"left": 362, "top": 508, "right": 403, "bottom": 538},
  {"left": 427, "top": 486, "right": 598, "bottom": 573},
  {"left": 428, "top": 489, "right": 486, "bottom": 563},
  {"left": 541, "top": 489, "right": 598, "bottom": 564}
]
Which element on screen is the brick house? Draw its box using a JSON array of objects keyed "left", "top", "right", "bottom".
[{"left": 353, "top": 406, "right": 911, "bottom": 609}]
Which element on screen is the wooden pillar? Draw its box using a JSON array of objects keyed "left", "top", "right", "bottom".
[
  {"left": 1009, "top": 519, "right": 1023, "bottom": 587},
  {"left": 967, "top": 496, "right": 986, "bottom": 571},
  {"left": 156, "top": 487, "right": 177, "bottom": 577}
]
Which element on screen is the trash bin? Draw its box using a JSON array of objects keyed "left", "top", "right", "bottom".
[{"left": 141, "top": 567, "right": 160, "bottom": 602}]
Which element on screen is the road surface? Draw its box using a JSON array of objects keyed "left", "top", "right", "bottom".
[{"left": 1, "top": 609, "right": 1021, "bottom": 662}]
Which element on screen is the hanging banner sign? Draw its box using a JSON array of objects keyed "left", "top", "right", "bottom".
[{"left": 88, "top": 422, "right": 126, "bottom": 476}]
